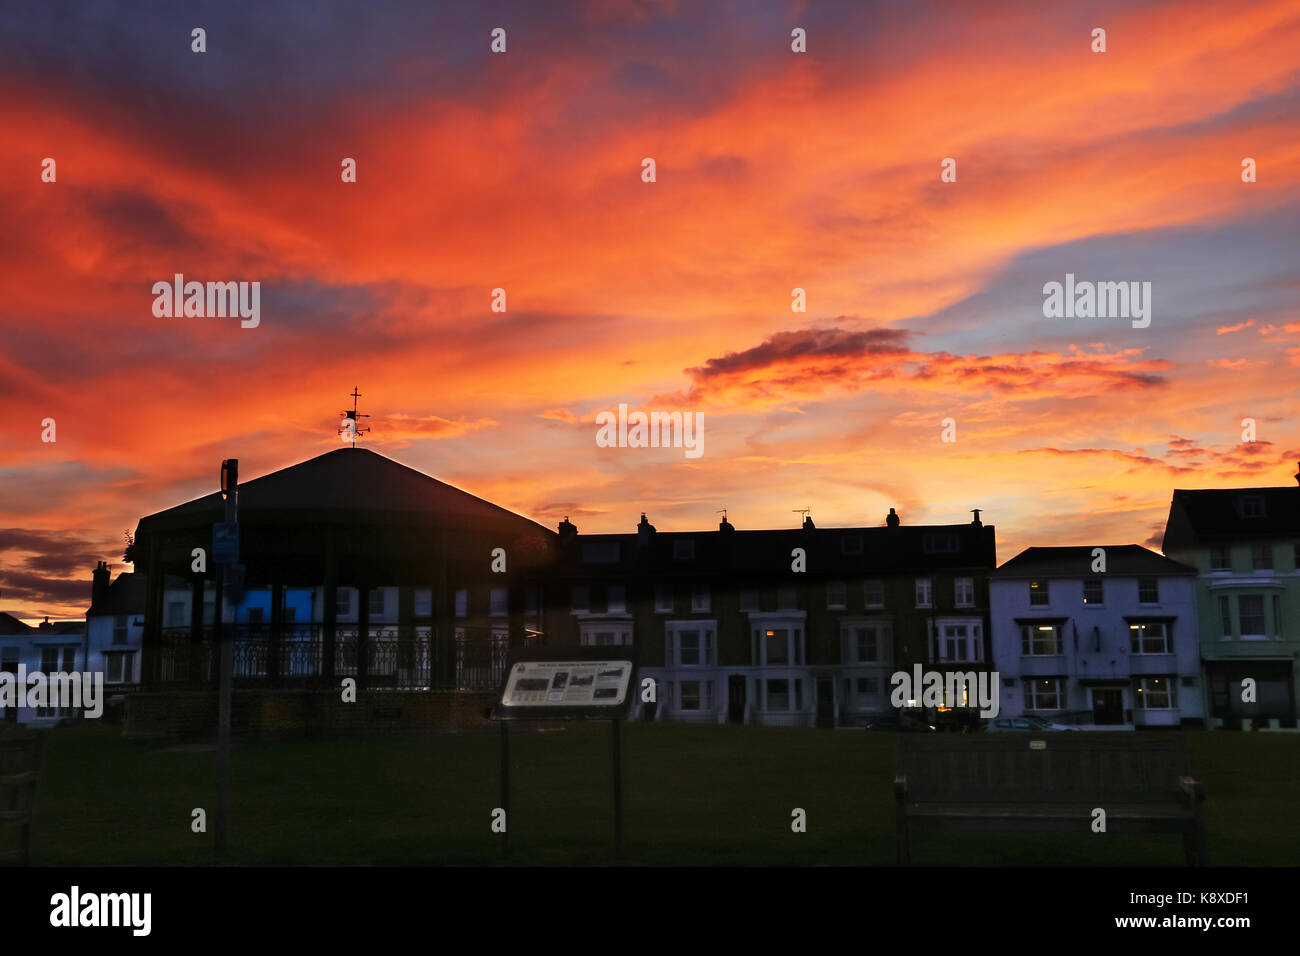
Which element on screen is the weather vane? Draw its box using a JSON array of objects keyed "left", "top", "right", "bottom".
[{"left": 339, "top": 387, "right": 371, "bottom": 447}]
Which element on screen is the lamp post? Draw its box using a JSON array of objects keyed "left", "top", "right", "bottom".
[{"left": 214, "top": 458, "right": 238, "bottom": 853}]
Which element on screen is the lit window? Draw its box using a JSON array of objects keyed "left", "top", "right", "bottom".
[
  {"left": 1134, "top": 677, "right": 1176, "bottom": 709},
  {"left": 1128, "top": 621, "right": 1169, "bottom": 654},
  {"left": 1020, "top": 623, "right": 1062, "bottom": 656},
  {"left": 1023, "top": 678, "right": 1063, "bottom": 710},
  {"left": 1028, "top": 581, "right": 1049, "bottom": 606},
  {"left": 1083, "top": 578, "right": 1103, "bottom": 605}
]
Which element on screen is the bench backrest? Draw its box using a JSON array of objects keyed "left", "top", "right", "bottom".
[{"left": 896, "top": 734, "right": 1190, "bottom": 804}]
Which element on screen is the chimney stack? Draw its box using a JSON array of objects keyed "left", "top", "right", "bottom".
[
  {"left": 557, "top": 516, "right": 577, "bottom": 540},
  {"left": 971, "top": 509, "right": 982, "bottom": 528},
  {"left": 886, "top": 508, "right": 900, "bottom": 528},
  {"left": 637, "top": 513, "right": 656, "bottom": 544},
  {"left": 1294, "top": 461, "right": 1300, "bottom": 486},
  {"left": 92, "top": 560, "right": 110, "bottom": 609}
]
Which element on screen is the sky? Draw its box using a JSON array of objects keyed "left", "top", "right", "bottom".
[{"left": 1, "top": 0, "right": 1298, "bottom": 621}]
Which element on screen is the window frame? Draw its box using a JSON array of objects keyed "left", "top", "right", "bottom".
[
  {"left": 954, "top": 577, "right": 975, "bottom": 608},
  {"left": 1128, "top": 620, "right": 1170, "bottom": 655},
  {"left": 1020, "top": 622, "right": 1063, "bottom": 656},
  {"left": 1082, "top": 577, "right": 1104, "bottom": 606},
  {"left": 1023, "top": 677, "right": 1064, "bottom": 712}
]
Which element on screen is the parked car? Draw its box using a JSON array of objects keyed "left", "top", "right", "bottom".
[{"left": 985, "top": 715, "right": 1078, "bottom": 732}]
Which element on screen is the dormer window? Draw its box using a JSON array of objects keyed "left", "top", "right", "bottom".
[
  {"left": 582, "top": 540, "right": 620, "bottom": 564},
  {"left": 923, "top": 533, "right": 959, "bottom": 554},
  {"left": 673, "top": 539, "right": 696, "bottom": 561},
  {"left": 1238, "top": 495, "right": 1266, "bottom": 518},
  {"left": 841, "top": 536, "right": 863, "bottom": 555}
]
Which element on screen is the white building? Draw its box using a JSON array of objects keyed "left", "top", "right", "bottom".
[
  {"left": 87, "top": 561, "right": 146, "bottom": 701},
  {"left": 990, "top": 545, "right": 1202, "bottom": 728},
  {"left": 0, "top": 613, "right": 87, "bottom": 727}
]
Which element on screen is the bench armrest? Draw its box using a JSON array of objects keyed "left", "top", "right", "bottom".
[
  {"left": 1178, "top": 776, "right": 1205, "bottom": 804},
  {"left": 894, "top": 774, "right": 908, "bottom": 799}
]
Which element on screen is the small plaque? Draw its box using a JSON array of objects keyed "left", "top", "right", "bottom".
[
  {"left": 493, "top": 653, "right": 636, "bottom": 720},
  {"left": 1029, "top": 739, "right": 1047, "bottom": 750}
]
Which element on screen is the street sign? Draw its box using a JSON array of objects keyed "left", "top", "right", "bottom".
[{"left": 212, "top": 521, "right": 239, "bottom": 564}]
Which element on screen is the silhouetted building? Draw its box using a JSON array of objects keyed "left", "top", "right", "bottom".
[
  {"left": 131, "top": 448, "right": 555, "bottom": 693},
  {"left": 548, "top": 509, "right": 996, "bottom": 727}
]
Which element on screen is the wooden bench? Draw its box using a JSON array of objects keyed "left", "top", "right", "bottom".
[
  {"left": 894, "top": 734, "right": 1207, "bottom": 865},
  {"left": 0, "top": 732, "right": 43, "bottom": 866}
]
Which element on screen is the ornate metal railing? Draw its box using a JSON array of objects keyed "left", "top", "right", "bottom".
[{"left": 152, "top": 624, "right": 442, "bottom": 689}]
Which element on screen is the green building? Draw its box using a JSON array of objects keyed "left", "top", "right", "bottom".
[{"left": 1161, "top": 468, "right": 1300, "bottom": 729}]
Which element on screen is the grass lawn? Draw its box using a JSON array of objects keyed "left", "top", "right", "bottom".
[{"left": 11, "top": 723, "right": 1299, "bottom": 865}]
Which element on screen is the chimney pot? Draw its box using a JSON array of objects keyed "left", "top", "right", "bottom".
[{"left": 92, "top": 560, "right": 111, "bottom": 608}]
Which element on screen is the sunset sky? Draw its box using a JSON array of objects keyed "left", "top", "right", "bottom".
[{"left": 2, "top": 0, "right": 1299, "bottom": 621}]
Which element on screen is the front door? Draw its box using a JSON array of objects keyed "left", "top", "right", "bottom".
[
  {"left": 1092, "top": 688, "right": 1123, "bottom": 725},
  {"left": 727, "top": 675, "right": 746, "bottom": 723},
  {"left": 815, "top": 677, "right": 834, "bottom": 728}
]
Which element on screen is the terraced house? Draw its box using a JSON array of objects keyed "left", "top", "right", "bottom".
[
  {"left": 989, "top": 546, "right": 1201, "bottom": 728},
  {"left": 1161, "top": 467, "right": 1300, "bottom": 730},
  {"left": 546, "top": 508, "right": 997, "bottom": 727}
]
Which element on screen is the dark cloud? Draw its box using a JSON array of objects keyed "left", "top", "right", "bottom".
[{"left": 688, "top": 327, "right": 914, "bottom": 380}]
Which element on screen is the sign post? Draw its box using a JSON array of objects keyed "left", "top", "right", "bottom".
[
  {"left": 490, "top": 649, "right": 637, "bottom": 861},
  {"left": 214, "top": 459, "right": 239, "bottom": 855}
]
